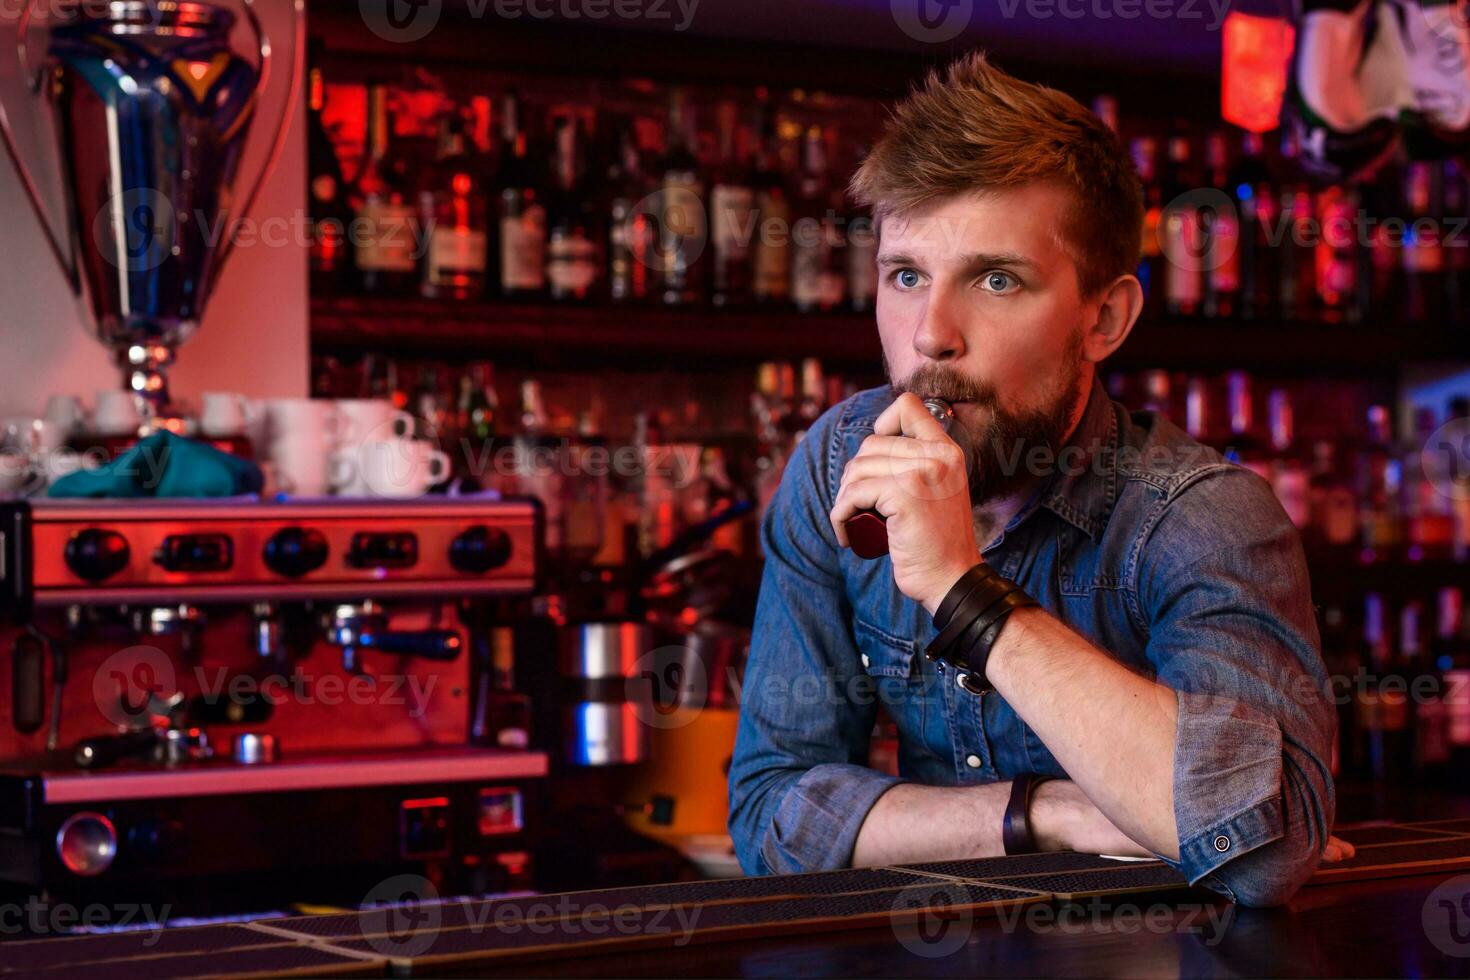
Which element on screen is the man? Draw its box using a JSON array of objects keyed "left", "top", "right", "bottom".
[{"left": 727, "top": 52, "right": 1353, "bottom": 908}]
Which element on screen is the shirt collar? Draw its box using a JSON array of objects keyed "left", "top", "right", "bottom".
[{"left": 1033, "top": 374, "right": 1120, "bottom": 542}]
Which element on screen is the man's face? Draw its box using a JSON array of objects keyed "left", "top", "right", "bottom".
[{"left": 877, "top": 182, "right": 1093, "bottom": 504}]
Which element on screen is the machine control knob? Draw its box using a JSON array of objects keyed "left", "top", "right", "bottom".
[
  {"left": 449, "top": 525, "right": 512, "bottom": 573},
  {"left": 64, "top": 529, "right": 130, "bottom": 582},
  {"left": 263, "top": 527, "right": 329, "bottom": 578},
  {"left": 56, "top": 812, "right": 117, "bottom": 877}
]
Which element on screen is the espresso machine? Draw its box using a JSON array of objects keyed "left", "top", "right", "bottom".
[{"left": 0, "top": 495, "right": 549, "bottom": 917}]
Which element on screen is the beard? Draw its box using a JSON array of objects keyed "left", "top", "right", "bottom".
[{"left": 887, "top": 332, "right": 1086, "bottom": 505}]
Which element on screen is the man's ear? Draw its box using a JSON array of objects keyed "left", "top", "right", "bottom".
[{"left": 1081, "top": 274, "right": 1144, "bottom": 363}]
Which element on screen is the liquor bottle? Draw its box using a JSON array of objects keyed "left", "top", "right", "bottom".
[
  {"left": 709, "top": 99, "right": 755, "bottom": 307},
  {"left": 411, "top": 367, "right": 447, "bottom": 443},
  {"left": 1130, "top": 138, "right": 1164, "bottom": 313},
  {"left": 1201, "top": 131, "right": 1240, "bottom": 319},
  {"left": 1384, "top": 598, "right": 1419, "bottom": 781},
  {"left": 1450, "top": 394, "right": 1470, "bottom": 562},
  {"left": 494, "top": 92, "right": 547, "bottom": 298},
  {"left": 306, "top": 63, "right": 350, "bottom": 297},
  {"left": 791, "top": 125, "right": 846, "bottom": 313},
  {"left": 1230, "top": 130, "right": 1278, "bottom": 322},
  {"left": 455, "top": 361, "right": 500, "bottom": 443},
  {"left": 1355, "top": 592, "right": 1392, "bottom": 782},
  {"left": 1277, "top": 129, "right": 1316, "bottom": 322},
  {"left": 1308, "top": 439, "right": 1358, "bottom": 552},
  {"left": 1417, "top": 586, "right": 1461, "bottom": 784},
  {"left": 1319, "top": 602, "right": 1354, "bottom": 779},
  {"left": 1364, "top": 162, "right": 1405, "bottom": 324},
  {"left": 1444, "top": 160, "right": 1470, "bottom": 328},
  {"left": 1403, "top": 407, "right": 1455, "bottom": 561},
  {"left": 1160, "top": 135, "right": 1203, "bottom": 317},
  {"left": 1183, "top": 376, "right": 1211, "bottom": 441},
  {"left": 1140, "top": 369, "right": 1172, "bottom": 419},
  {"left": 797, "top": 358, "right": 825, "bottom": 433},
  {"left": 752, "top": 99, "right": 793, "bottom": 307},
  {"left": 1315, "top": 182, "right": 1361, "bottom": 323},
  {"left": 1224, "top": 371, "right": 1270, "bottom": 480},
  {"left": 657, "top": 87, "right": 707, "bottom": 305},
  {"left": 1267, "top": 388, "right": 1309, "bottom": 528},
  {"left": 1403, "top": 160, "right": 1447, "bottom": 325},
  {"left": 420, "top": 107, "right": 488, "bottom": 301},
  {"left": 605, "top": 117, "right": 653, "bottom": 304},
  {"left": 1358, "top": 404, "right": 1403, "bottom": 562},
  {"left": 545, "top": 115, "right": 601, "bottom": 303},
  {"left": 354, "top": 82, "right": 419, "bottom": 296},
  {"left": 1445, "top": 586, "right": 1470, "bottom": 783}
]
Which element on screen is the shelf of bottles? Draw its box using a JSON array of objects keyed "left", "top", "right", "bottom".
[{"left": 305, "top": 58, "right": 1470, "bottom": 368}]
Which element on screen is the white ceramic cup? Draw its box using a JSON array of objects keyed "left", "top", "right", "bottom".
[
  {"left": 2, "top": 417, "right": 66, "bottom": 456},
  {"left": 335, "top": 399, "right": 415, "bottom": 447},
  {"left": 262, "top": 398, "right": 341, "bottom": 447},
  {"left": 199, "top": 391, "right": 257, "bottom": 438},
  {"left": 357, "top": 438, "right": 451, "bottom": 498},
  {"left": 0, "top": 452, "right": 41, "bottom": 494},
  {"left": 265, "top": 435, "right": 332, "bottom": 497},
  {"left": 44, "top": 394, "right": 86, "bottom": 437},
  {"left": 94, "top": 390, "right": 143, "bottom": 436},
  {"left": 327, "top": 445, "right": 367, "bottom": 496}
]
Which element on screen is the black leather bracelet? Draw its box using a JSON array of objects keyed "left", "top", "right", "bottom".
[
  {"left": 1002, "top": 773, "right": 1056, "bottom": 855},
  {"left": 926, "top": 564, "right": 1014, "bottom": 660},
  {"left": 933, "top": 564, "right": 989, "bottom": 632},
  {"left": 928, "top": 579, "right": 1038, "bottom": 696}
]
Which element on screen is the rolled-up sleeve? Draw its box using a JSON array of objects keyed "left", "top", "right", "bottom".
[
  {"left": 727, "top": 405, "right": 905, "bottom": 876},
  {"left": 1137, "top": 465, "right": 1336, "bottom": 907}
]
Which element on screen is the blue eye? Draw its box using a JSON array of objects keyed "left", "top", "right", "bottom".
[
  {"left": 895, "top": 269, "right": 921, "bottom": 289},
  {"left": 982, "top": 271, "right": 1016, "bottom": 293}
]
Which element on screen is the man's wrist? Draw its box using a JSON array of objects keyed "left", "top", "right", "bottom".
[
  {"left": 980, "top": 603, "right": 1040, "bottom": 689},
  {"left": 923, "top": 556, "right": 985, "bottom": 616},
  {"left": 1027, "top": 778, "right": 1071, "bottom": 853}
]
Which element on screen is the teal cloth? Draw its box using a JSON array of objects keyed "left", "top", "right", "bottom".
[{"left": 48, "top": 431, "right": 264, "bottom": 498}]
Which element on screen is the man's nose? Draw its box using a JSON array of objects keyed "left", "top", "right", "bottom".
[{"left": 912, "top": 289, "right": 966, "bottom": 362}]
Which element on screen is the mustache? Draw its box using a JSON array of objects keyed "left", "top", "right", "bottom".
[{"left": 889, "top": 364, "right": 999, "bottom": 407}]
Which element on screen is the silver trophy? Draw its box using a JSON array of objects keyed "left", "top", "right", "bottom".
[{"left": 0, "top": 0, "right": 302, "bottom": 431}]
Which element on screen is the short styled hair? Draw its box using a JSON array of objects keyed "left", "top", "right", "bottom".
[{"left": 850, "top": 51, "right": 1144, "bottom": 299}]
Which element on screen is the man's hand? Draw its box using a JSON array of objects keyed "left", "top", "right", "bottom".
[
  {"left": 829, "top": 392, "right": 982, "bottom": 613},
  {"left": 1321, "top": 835, "right": 1356, "bottom": 863},
  {"left": 1030, "top": 779, "right": 1153, "bottom": 857}
]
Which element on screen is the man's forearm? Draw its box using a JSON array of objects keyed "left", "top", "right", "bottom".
[
  {"left": 851, "top": 781, "right": 1012, "bottom": 867},
  {"left": 984, "top": 605, "right": 1180, "bottom": 859},
  {"left": 851, "top": 778, "right": 1152, "bottom": 867}
]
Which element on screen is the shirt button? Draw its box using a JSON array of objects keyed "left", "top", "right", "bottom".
[
  {"left": 965, "top": 754, "right": 982, "bottom": 769},
  {"left": 1214, "top": 835, "right": 1231, "bottom": 852},
  {"left": 861, "top": 653, "right": 871, "bottom": 668}
]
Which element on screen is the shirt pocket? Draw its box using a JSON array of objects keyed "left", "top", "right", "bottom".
[
  {"left": 853, "top": 616, "right": 917, "bottom": 678},
  {"left": 852, "top": 615, "right": 936, "bottom": 757}
]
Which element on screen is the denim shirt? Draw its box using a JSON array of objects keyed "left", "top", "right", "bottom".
[{"left": 728, "top": 375, "right": 1336, "bottom": 908}]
